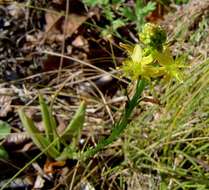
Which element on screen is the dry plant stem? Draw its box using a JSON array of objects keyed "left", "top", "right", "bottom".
[
  {"left": 50, "top": 70, "right": 82, "bottom": 109},
  {"left": 89, "top": 80, "right": 114, "bottom": 124},
  {"left": 69, "top": 160, "right": 80, "bottom": 190},
  {"left": 109, "top": 40, "right": 117, "bottom": 69},
  {"left": 43, "top": 50, "right": 129, "bottom": 85},
  {"left": 57, "top": 0, "right": 70, "bottom": 83},
  {"left": 42, "top": 15, "right": 62, "bottom": 44},
  {"left": 68, "top": 70, "right": 118, "bottom": 85},
  {"left": 0, "top": 69, "right": 71, "bottom": 86}
]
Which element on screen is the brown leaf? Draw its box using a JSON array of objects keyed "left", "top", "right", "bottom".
[
  {"left": 57, "top": 116, "right": 67, "bottom": 134},
  {"left": 7, "top": 2, "right": 25, "bottom": 19},
  {"left": 45, "top": 12, "right": 62, "bottom": 33},
  {"left": 62, "top": 14, "right": 87, "bottom": 37},
  {"left": 42, "top": 54, "right": 74, "bottom": 71},
  {"left": 44, "top": 12, "right": 87, "bottom": 42},
  {"left": 72, "top": 35, "right": 87, "bottom": 48},
  {"left": 0, "top": 88, "right": 13, "bottom": 117},
  {"left": 44, "top": 159, "right": 66, "bottom": 174},
  {"left": 33, "top": 175, "right": 45, "bottom": 189},
  {"left": 0, "top": 0, "right": 13, "bottom": 5},
  {"left": 4, "top": 132, "right": 30, "bottom": 147},
  {"left": 52, "top": 0, "right": 65, "bottom": 5}
]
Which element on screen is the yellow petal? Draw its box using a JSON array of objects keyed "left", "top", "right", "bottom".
[
  {"left": 119, "top": 43, "right": 134, "bottom": 56},
  {"left": 153, "top": 47, "right": 173, "bottom": 66},
  {"left": 141, "top": 54, "right": 153, "bottom": 65},
  {"left": 131, "top": 44, "right": 142, "bottom": 63}
]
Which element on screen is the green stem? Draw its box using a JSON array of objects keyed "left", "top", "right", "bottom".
[{"left": 83, "top": 79, "right": 146, "bottom": 160}]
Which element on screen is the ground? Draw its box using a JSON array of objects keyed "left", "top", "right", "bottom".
[{"left": 0, "top": 0, "right": 209, "bottom": 189}]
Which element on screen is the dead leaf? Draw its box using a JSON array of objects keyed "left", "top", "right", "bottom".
[
  {"left": 62, "top": 14, "right": 87, "bottom": 37},
  {"left": 7, "top": 2, "right": 25, "bottom": 19},
  {"left": 33, "top": 175, "right": 45, "bottom": 189},
  {"left": 17, "top": 142, "right": 34, "bottom": 153},
  {"left": 0, "top": 88, "right": 13, "bottom": 117},
  {"left": 4, "top": 132, "right": 30, "bottom": 147},
  {"left": 42, "top": 54, "right": 74, "bottom": 71},
  {"left": 57, "top": 116, "right": 67, "bottom": 134},
  {"left": 44, "top": 12, "right": 87, "bottom": 43},
  {"left": 52, "top": 0, "right": 65, "bottom": 5},
  {"left": 45, "top": 12, "right": 61, "bottom": 33},
  {"left": 72, "top": 35, "right": 86, "bottom": 47},
  {"left": 0, "top": 0, "right": 13, "bottom": 5},
  {"left": 44, "top": 159, "right": 66, "bottom": 174},
  {"left": 142, "top": 96, "right": 161, "bottom": 105}
]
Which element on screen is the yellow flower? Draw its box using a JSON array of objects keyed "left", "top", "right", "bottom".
[
  {"left": 120, "top": 23, "right": 185, "bottom": 83},
  {"left": 121, "top": 43, "right": 163, "bottom": 80},
  {"left": 152, "top": 47, "right": 184, "bottom": 82}
]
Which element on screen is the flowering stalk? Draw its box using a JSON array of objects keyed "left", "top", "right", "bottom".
[
  {"left": 83, "top": 23, "right": 185, "bottom": 160},
  {"left": 83, "top": 79, "right": 146, "bottom": 159}
]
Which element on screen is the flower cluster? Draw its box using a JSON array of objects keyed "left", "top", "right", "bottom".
[
  {"left": 139, "top": 23, "right": 166, "bottom": 51},
  {"left": 121, "top": 23, "right": 184, "bottom": 82}
]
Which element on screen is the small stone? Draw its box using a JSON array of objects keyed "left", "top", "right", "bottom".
[{"left": 72, "top": 35, "right": 86, "bottom": 47}]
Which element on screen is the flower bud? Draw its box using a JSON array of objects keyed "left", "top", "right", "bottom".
[{"left": 139, "top": 23, "right": 166, "bottom": 51}]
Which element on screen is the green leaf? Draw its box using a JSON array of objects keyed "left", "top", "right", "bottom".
[
  {"left": 120, "top": 7, "right": 136, "bottom": 21},
  {"left": 19, "top": 109, "right": 44, "bottom": 150},
  {"left": 37, "top": 135, "right": 60, "bottom": 159},
  {"left": 39, "top": 94, "right": 60, "bottom": 149},
  {"left": 104, "top": 6, "right": 115, "bottom": 21},
  {"left": 0, "top": 146, "right": 9, "bottom": 159},
  {"left": 62, "top": 101, "right": 86, "bottom": 147},
  {"left": 135, "top": 0, "right": 156, "bottom": 30},
  {"left": 83, "top": 0, "right": 98, "bottom": 6},
  {"left": 141, "top": 2, "right": 156, "bottom": 15},
  {"left": 135, "top": 0, "right": 144, "bottom": 18},
  {"left": 112, "top": 19, "right": 125, "bottom": 31},
  {"left": 136, "top": 1, "right": 156, "bottom": 18},
  {"left": 112, "top": 0, "right": 124, "bottom": 4},
  {"left": 49, "top": 110, "right": 60, "bottom": 150},
  {"left": 39, "top": 94, "right": 54, "bottom": 142},
  {"left": 18, "top": 109, "right": 60, "bottom": 159},
  {"left": 174, "top": 0, "right": 189, "bottom": 5},
  {"left": 56, "top": 145, "right": 79, "bottom": 161},
  {"left": 84, "top": 0, "right": 109, "bottom": 6},
  {"left": 0, "top": 120, "right": 11, "bottom": 140}
]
